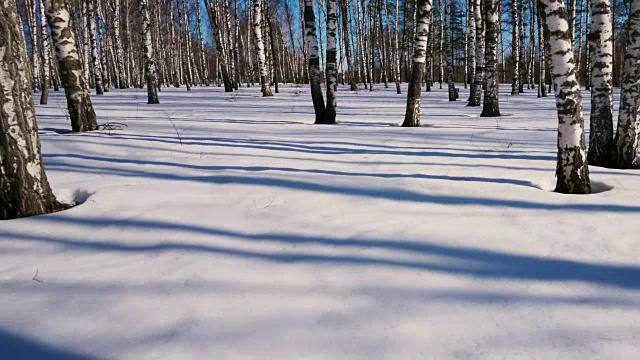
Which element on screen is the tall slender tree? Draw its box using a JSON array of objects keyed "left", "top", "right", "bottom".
[
  {"left": 511, "top": 0, "right": 520, "bottom": 95},
  {"left": 43, "top": 0, "right": 98, "bottom": 132},
  {"left": 468, "top": 0, "right": 483, "bottom": 106},
  {"left": 402, "top": 0, "right": 433, "bottom": 127},
  {"left": 538, "top": 0, "right": 591, "bottom": 194},
  {"left": 611, "top": 0, "right": 640, "bottom": 168},
  {"left": 587, "top": 0, "right": 614, "bottom": 167},
  {"left": 253, "top": 0, "right": 273, "bottom": 96},
  {"left": 138, "top": 0, "right": 159, "bottom": 104},
  {"left": 305, "top": 0, "right": 325, "bottom": 122},
  {"left": 1, "top": 0, "right": 67, "bottom": 220},
  {"left": 481, "top": 0, "right": 501, "bottom": 117},
  {"left": 323, "top": 0, "right": 338, "bottom": 123}
]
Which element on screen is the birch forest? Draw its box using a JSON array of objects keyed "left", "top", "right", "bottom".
[{"left": 3, "top": 0, "right": 640, "bottom": 355}]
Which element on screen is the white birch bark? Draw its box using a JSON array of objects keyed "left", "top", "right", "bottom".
[
  {"left": 323, "top": 0, "right": 338, "bottom": 123},
  {"left": 612, "top": 0, "right": 640, "bottom": 168},
  {"left": 402, "top": 0, "right": 433, "bottom": 127},
  {"left": 43, "top": 0, "right": 98, "bottom": 132},
  {"left": 468, "top": 0, "right": 483, "bottom": 106},
  {"left": 38, "top": 0, "right": 51, "bottom": 104},
  {"left": 511, "top": 0, "right": 520, "bottom": 94},
  {"left": 305, "top": 0, "right": 326, "bottom": 122},
  {"left": 253, "top": 0, "right": 272, "bottom": 96},
  {"left": 0, "top": 0, "right": 65, "bottom": 219},
  {"left": 586, "top": 0, "right": 614, "bottom": 166},
  {"left": 538, "top": 0, "right": 591, "bottom": 193},
  {"left": 138, "top": 0, "right": 159, "bottom": 104},
  {"left": 481, "top": 0, "right": 501, "bottom": 117},
  {"left": 87, "top": 0, "right": 103, "bottom": 94}
]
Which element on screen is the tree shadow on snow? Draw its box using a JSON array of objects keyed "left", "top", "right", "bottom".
[
  {"left": 0, "top": 328, "right": 93, "bottom": 360},
  {"left": 6, "top": 216, "right": 640, "bottom": 291}
]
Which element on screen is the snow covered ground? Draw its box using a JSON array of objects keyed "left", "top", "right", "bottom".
[{"left": 1, "top": 84, "right": 640, "bottom": 359}]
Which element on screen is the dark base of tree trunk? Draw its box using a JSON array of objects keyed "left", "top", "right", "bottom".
[
  {"left": 587, "top": 112, "right": 614, "bottom": 168},
  {"left": 0, "top": 198, "right": 72, "bottom": 221},
  {"left": 67, "top": 92, "right": 98, "bottom": 132},
  {"left": 350, "top": 82, "right": 358, "bottom": 91},
  {"left": 448, "top": 83, "right": 456, "bottom": 101},
  {"left": 40, "top": 89, "right": 49, "bottom": 105},
  {"left": 402, "top": 61, "right": 424, "bottom": 127},
  {"left": 554, "top": 146, "right": 591, "bottom": 194}
]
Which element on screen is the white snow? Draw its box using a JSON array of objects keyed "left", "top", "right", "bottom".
[{"left": 1, "top": 84, "right": 640, "bottom": 359}]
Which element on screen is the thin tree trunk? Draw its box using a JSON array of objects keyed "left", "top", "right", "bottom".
[
  {"left": 481, "top": 0, "right": 501, "bottom": 117},
  {"left": 394, "top": 0, "right": 401, "bottom": 93},
  {"left": 587, "top": 0, "right": 614, "bottom": 167},
  {"left": 538, "top": 0, "right": 591, "bottom": 194},
  {"left": 468, "top": 0, "right": 483, "bottom": 106},
  {"left": 88, "top": 0, "right": 104, "bottom": 94},
  {"left": 39, "top": 0, "right": 51, "bottom": 104},
  {"left": 445, "top": 0, "right": 455, "bottom": 101},
  {"left": 138, "top": 0, "right": 159, "bottom": 104},
  {"left": 0, "top": 0, "right": 67, "bottom": 220},
  {"left": 402, "top": 0, "right": 433, "bottom": 127},
  {"left": 305, "top": 0, "right": 326, "bottom": 123},
  {"left": 323, "top": 0, "right": 338, "bottom": 123},
  {"left": 511, "top": 0, "right": 520, "bottom": 94},
  {"left": 253, "top": 0, "right": 273, "bottom": 96},
  {"left": 43, "top": 0, "right": 98, "bottom": 132},
  {"left": 611, "top": 0, "right": 640, "bottom": 168}
]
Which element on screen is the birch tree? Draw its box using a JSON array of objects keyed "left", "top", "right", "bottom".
[
  {"left": 43, "top": 0, "right": 98, "bottom": 132},
  {"left": 253, "top": 0, "right": 273, "bottom": 96},
  {"left": 468, "top": 0, "right": 483, "bottom": 106},
  {"left": 402, "top": 0, "right": 433, "bottom": 127},
  {"left": 586, "top": 0, "right": 614, "bottom": 167},
  {"left": 538, "top": 0, "right": 591, "bottom": 194},
  {"left": 38, "top": 0, "right": 52, "bottom": 105},
  {"left": 320, "top": 0, "right": 338, "bottom": 123},
  {"left": 138, "top": 0, "right": 159, "bottom": 104},
  {"left": 611, "top": 0, "right": 640, "bottom": 168},
  {"left": 511, "top": 0, "right": 520, "bottom": 95},
  {"left": 445, "top": 0, "right": 455, "bottom": 101},
  {"left": 481, "top": 0, "right": 501, "bottom": 117},
  {"left": 87, "top": 0, "right": 104, "bottom": 95},
  {"left": 1, "top": 0, "right": 66, "bottom": 220},
  {"left": 305, "top": 0, "right": 325, "bottom": 123}
]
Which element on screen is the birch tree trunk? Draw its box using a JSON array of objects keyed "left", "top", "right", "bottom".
[
  {"left": 394, "top": 0, "right": 401, "bottom": 93},
  {"left": 402, "top": 0, "right": 433, "bottom": 127},
  {"left": 305, "top": 0, "right": 326, "bottom": 123},
  {"left": 323, "top": 0, "right": 338, "bottom": 123},
  {"left": 265, "top": 2, "right": 279, "bottom": 93},
  {"left": 39, "top": 0, "right": 51, "bottom": 105},
  {"left": 445, "top": 0, "right": 455, "bottom": 101},
  {"left": 112, "top": 0, "right": 127, "bottom": 88},
  {"left": 43, "top": 0, "right": 98, "bottom": 132},
  {"left": 1, "top": 0, "right": 66, "bottom": 220},
  {"left": 611, "top": 0, "right": 640, "bottom": 168},
  {"left": 518, "top": 0, "right": 525, "bottom": 93},
  {"left": 537, "top": 0, "right": 548, "bottom": 97},
  {"left": 341, "top": 0, "right": 357, "bottom": 91},
  {"left": 138, "top": 0, "right": 159, "bottom": 104},
  {"left": 207, "top": 0, "right": 233, "bottom": 91},
  {"left": 481, "top": 0, "right": 501, "bottom": 117},
  {"left": 538, "top": 0, "right": 591, "bottom": 194},
  {"left": 511, "top": 0, "right": 520, "bottom": 95},
  {"left": 88, "top": 0, "right": 103, "bottom": 95},
  {"left": 468, "top": 0, "right": 483, "bottom": 106},
  {"left": 466, "top": 0, "right": 476, "bottom": 94},
  {"left": 586, "top": 0, "right": 614, "bottom": 167},
  {"left": 253, "top": 0, "right": 273, "bottom": 96}
]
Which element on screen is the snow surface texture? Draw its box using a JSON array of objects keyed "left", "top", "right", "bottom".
[{"left": 1, "top": 84, "right": 639, "bottom": 359}]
